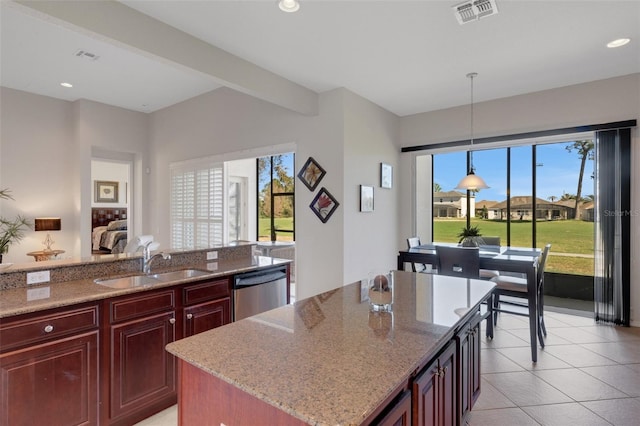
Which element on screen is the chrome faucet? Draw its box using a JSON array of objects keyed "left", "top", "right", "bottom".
[{"left": 142, "top": 242, "right": 171, "bottom": 274}]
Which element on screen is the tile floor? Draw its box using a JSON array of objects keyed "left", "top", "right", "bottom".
[
  {"left": 137, "top": 309, "right": 640, "bottom": 426},
  {"left": 468, "top": 309, "right": 640, "bottom": 426}
]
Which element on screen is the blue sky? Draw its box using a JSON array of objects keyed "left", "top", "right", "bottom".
[
  {"left": 258, "top": 153, "right": 295, "bottom": 190},
  {"left": 434, "top": 141, "right": 595, "bottom": 202}
]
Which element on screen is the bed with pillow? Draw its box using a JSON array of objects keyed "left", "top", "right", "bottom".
[{"left": 91, "top": 208, "right": 128, "bottom": 253}]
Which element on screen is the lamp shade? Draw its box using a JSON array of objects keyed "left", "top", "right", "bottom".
[
  {"left": 35, "top": 218, "right": 61, "bottom": 232},
  {"left": 455, "top": 171, "right": 489, "bottom": 191}
]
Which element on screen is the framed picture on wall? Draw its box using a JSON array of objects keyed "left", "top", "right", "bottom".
[
  {"left": 360, "top": 185, "right": 374, "bottom": 212},
  {"left": 298, "top": 157, "right": 326, "bottom": 191},
  {"left": 309, "top": 187, "right": 339, "bottom": 223},
  {"left": 95, "top": 180, "right": 119, "bottom": 203},
  {"left": 380, "top": 163, "right": 393, "bottom": 189}
]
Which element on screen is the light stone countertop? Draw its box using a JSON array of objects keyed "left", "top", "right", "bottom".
[
  {"left": 166, "top": 271, "right": 496, "bottom": 426},
  {"left": 0, "top": 256, "right": 290, "bottom": 318}
]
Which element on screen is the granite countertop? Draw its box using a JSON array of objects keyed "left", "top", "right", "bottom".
[
  {"left": 166, "top": 271, "right": 495, "bottom": 426},
  {"left": 0, "top": 256, "right": 289, "bottom": 318}
]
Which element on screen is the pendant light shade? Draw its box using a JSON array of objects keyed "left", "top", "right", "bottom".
[
  {"left": 456, "top": 72, "right": 489, "bottom": 191},
  {"left": 455, "top": 168, "right": 489, "bottom": 190},
  {"left": 278, "top": 0, "right": 300, "bottom": 12}
]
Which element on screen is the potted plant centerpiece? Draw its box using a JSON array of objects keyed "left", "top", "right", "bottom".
[
  {"left": 0, "top": 188, "right": 31, "bottom": 263},
  {"left": 458, "top": 225, "right": 483, "bottom": 247}
]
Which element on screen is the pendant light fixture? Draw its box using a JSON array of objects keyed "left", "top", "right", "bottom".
[
  {"left": 455, "top": 72, "right": 489, "bottom": 191},
  {"left": 278, "top": 0, "right": 300, "bottom": 13}
]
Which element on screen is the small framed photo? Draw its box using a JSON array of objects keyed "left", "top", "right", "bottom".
[
  {"left": 297, "top": 157, "right": 326, "bottom": 191},
  {"left": 310, "top": 187, "right": 339, "bottom": 223},
  {"left": 360, "top": 185, "right": 374, "bottom": 212},
  {"left": 380, "top": 163, "right": 393, "bottom": 189},
  {"left": 95, "top": 180, "right": 119, "bottom": 203}
]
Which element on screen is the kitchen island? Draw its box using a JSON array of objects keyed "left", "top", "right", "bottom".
[{"left": 166, "top": 271, "right": 495, "bottom": 425}]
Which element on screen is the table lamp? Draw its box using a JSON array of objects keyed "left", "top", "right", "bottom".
[{"left": 35, "top": 217, "right": 61, "bottom": 252}]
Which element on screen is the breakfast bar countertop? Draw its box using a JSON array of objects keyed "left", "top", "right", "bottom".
[
  {"left": 0, "top": 256, "right": 290, "bottom": 318},
  {"left": 166, "top": 271, "right": 496, "bottom": 425}
]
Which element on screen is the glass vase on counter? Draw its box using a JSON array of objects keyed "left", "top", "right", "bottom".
[{"left": 368, "top": 271, "right": 393, "bottom": 312}]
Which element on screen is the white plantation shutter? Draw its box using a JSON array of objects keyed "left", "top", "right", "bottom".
[{"left": 171, "top": 161, "right": 224, "bottom": 249}]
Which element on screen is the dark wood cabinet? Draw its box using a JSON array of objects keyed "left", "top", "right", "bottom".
[
  {"left": 456, "top": 314, "right": 482, "bottom": 424},
  {"left": 102, "top": 277, "right": 232, "bottom": 425},
  {"left": 184, "top": 298, "right": 230, "bottom": 337},
  {"left": 413, "top": 341, "right": 457, "bottom": 426},
  {"left": 376, "top": 390, "right": 412, "bottom": 426},
  {"left": 182, "top": 278, "right": 231, "bottom": 337},
  {"left": 0, "top": 304, "right": 99, "bottom": 426},
  {"left": 104, "top": 289, "right": 177, "bottom": 426}
]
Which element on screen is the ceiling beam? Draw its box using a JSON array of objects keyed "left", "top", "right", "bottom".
[{"left": 14, "top": 0, "right": 318, "bottom": 115}]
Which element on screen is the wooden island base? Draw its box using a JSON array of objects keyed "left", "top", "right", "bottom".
[
  {"left": 168, "top": 272, "right": 495, "bottom": 426},
  {"left": 178, "top": 361, "right": 308, "bottom": 426}
]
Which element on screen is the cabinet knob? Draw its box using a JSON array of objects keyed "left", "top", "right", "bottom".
[
  {"left": 169, "top": 318, "right": 176, "bottom": 325},
  {"left": 43, "top": 325, "right": 54, "bottom": 333},
  {"left": 186, "top": 313, "right": 193, "bottom": 320}
]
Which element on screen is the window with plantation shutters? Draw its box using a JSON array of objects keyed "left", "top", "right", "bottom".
[{"left": 170, "top": 161, "right": 224, "bottom": 249}]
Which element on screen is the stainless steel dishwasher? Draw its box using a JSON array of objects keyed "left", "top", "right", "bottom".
[{"left": 232, "top": 265, "right": 288, "bottom": 321}]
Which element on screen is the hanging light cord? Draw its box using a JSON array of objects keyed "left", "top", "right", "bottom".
[{"left": 467, "top": 72, "right": 477, "bottom": 173}]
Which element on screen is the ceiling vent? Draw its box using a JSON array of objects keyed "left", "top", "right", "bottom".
[
  {"left": 453, "top": 0, "right": 498, "bottom": 25},
  {"left": 74, "top": 49, "right": 100, "bottom": 61}
]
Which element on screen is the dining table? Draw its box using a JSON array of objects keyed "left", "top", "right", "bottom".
[{"left": 397, "top": 243, "right": 543, "bottom": 362}]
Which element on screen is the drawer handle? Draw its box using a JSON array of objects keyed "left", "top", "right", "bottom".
[
  {"left": 43, "top": 325, "right": 54, "bottom": 333},
  {"left": 186, "top": 314, "right": 193, "bottom": 320},
  {"left": 169, "top": 318, "right": 176, "bottom": 325}
]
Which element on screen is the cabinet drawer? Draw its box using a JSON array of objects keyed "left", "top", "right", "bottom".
[
  {"left": 0, "top": 304, "right": 99, "bottom": 352},
  {"left": 110, "top": 289, "right": 175, "bottom": 323},
  {"left": 183, "top": 279, "right": 229, "bottom": 306}
]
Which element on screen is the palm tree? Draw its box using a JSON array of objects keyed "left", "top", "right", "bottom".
[
  {"left": 548, "top": 195, "right": 557, "bottom": 203},
  {"left": 565, "top": 140, "right": 594, "bottom": 219},
  {"left": 433, "top": 182, "right": 442, "bottom": 193}
]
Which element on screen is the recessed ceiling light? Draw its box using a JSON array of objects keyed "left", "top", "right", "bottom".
[
  {"left": 607, "top": 38, "right": 630, "bottom": 48},
  {"left": 278, "top": 0, "right": 300, "bottom": 13},
  {"left": 60, "top": 82, "right": 73, "bottom": 88}
]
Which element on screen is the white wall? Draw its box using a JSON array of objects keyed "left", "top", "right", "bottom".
[
  {"left": 91, "top": 160, "right": 129, "bottom": 209},
  {"left": 342, "top": 90, "right": 400, "bottom": 284},
  {"left": 73, "top": 99, "right": 149, "bottom": 257},
  {"left": 0, "top": 87, "right": 77, "bottom": 262},
  {"left": 0, "top": 88, "right": 150, "bottom": 260},
  {"left": 149, "top": 87, "right": 348, "bottom": 298},
  {"left": 149, "top": 87, "right": 401, "bottom": 298},
  {"left": 398, "top": 73, "right": 640, "bottom": 326}
]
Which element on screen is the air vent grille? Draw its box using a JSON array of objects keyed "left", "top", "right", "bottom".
[
  {"left": 453, "top": 0, "right": 498, "bottom": 25},
  {"left": 74, "top": 49, "right": 100, "bottom": 61}
]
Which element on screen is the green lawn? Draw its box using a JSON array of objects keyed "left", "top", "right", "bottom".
[
  {"left": 258, "top": 217, "right": 294, "bottom": 241},
  {"left": 434, "top": 218, "right": 594, "bottom": 275}
]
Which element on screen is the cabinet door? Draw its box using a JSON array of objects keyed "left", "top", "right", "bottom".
[
  {"left": 469, "top": 320, "right": 482, "bottom": 408},
  {"left": 109, "top": 311, "right": 176, "bottom": 423},
  {"left": 377, "top": 390, "right": 412, "bottom": 426},
  {"left": 439, "top": 343, "right": 457, "bottom": 426},
  {"left": 456, "top": 324, "right": 471, "bottom": 421},
  {"left": 413, "top": 341, "right": 457, "bottom": 426},
  {"left": 413, "top": 358, "right": 438, "bottom": 426},
  {"left": 0, "top": 331, "right": 98, "bottom": 426},
  {"left": 184, "top": 297, "right": 231, "bottom": 337}
]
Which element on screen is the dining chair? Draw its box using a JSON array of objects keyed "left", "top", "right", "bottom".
[
  {"left": 491, "top": 244, "right": 551, "bottom": 347},
  {"left": 406, "top": 237, "right": 432, "bottom": 273},
  {"left": 479, "top": 236, "right": 500, "bottom": 246},
  {"left": 478, "top": 236, "right": 501, "bottom": 279},
  {"left": 435, "top": 245, "right": 493, "bottom": 338},
  {"left": 435, "top": 246, "right": 480, "bottom": 278}
]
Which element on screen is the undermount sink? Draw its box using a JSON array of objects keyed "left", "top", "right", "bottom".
[
  {"left": 94, "top": 269, "right": 211, "bottom": 288},
  {"left": 149, "top": 269, "right": 211, "bottom": 282},
  {"left": 94, "top": 275, "right": 161, "bottom": 289}
]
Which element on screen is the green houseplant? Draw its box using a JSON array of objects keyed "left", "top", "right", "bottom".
[
  {"left": 0, "top": 188, "right": 31, "bottom": 263},
  {"left": 457, "top": 225, "right": 483, "bottom": 247}
]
